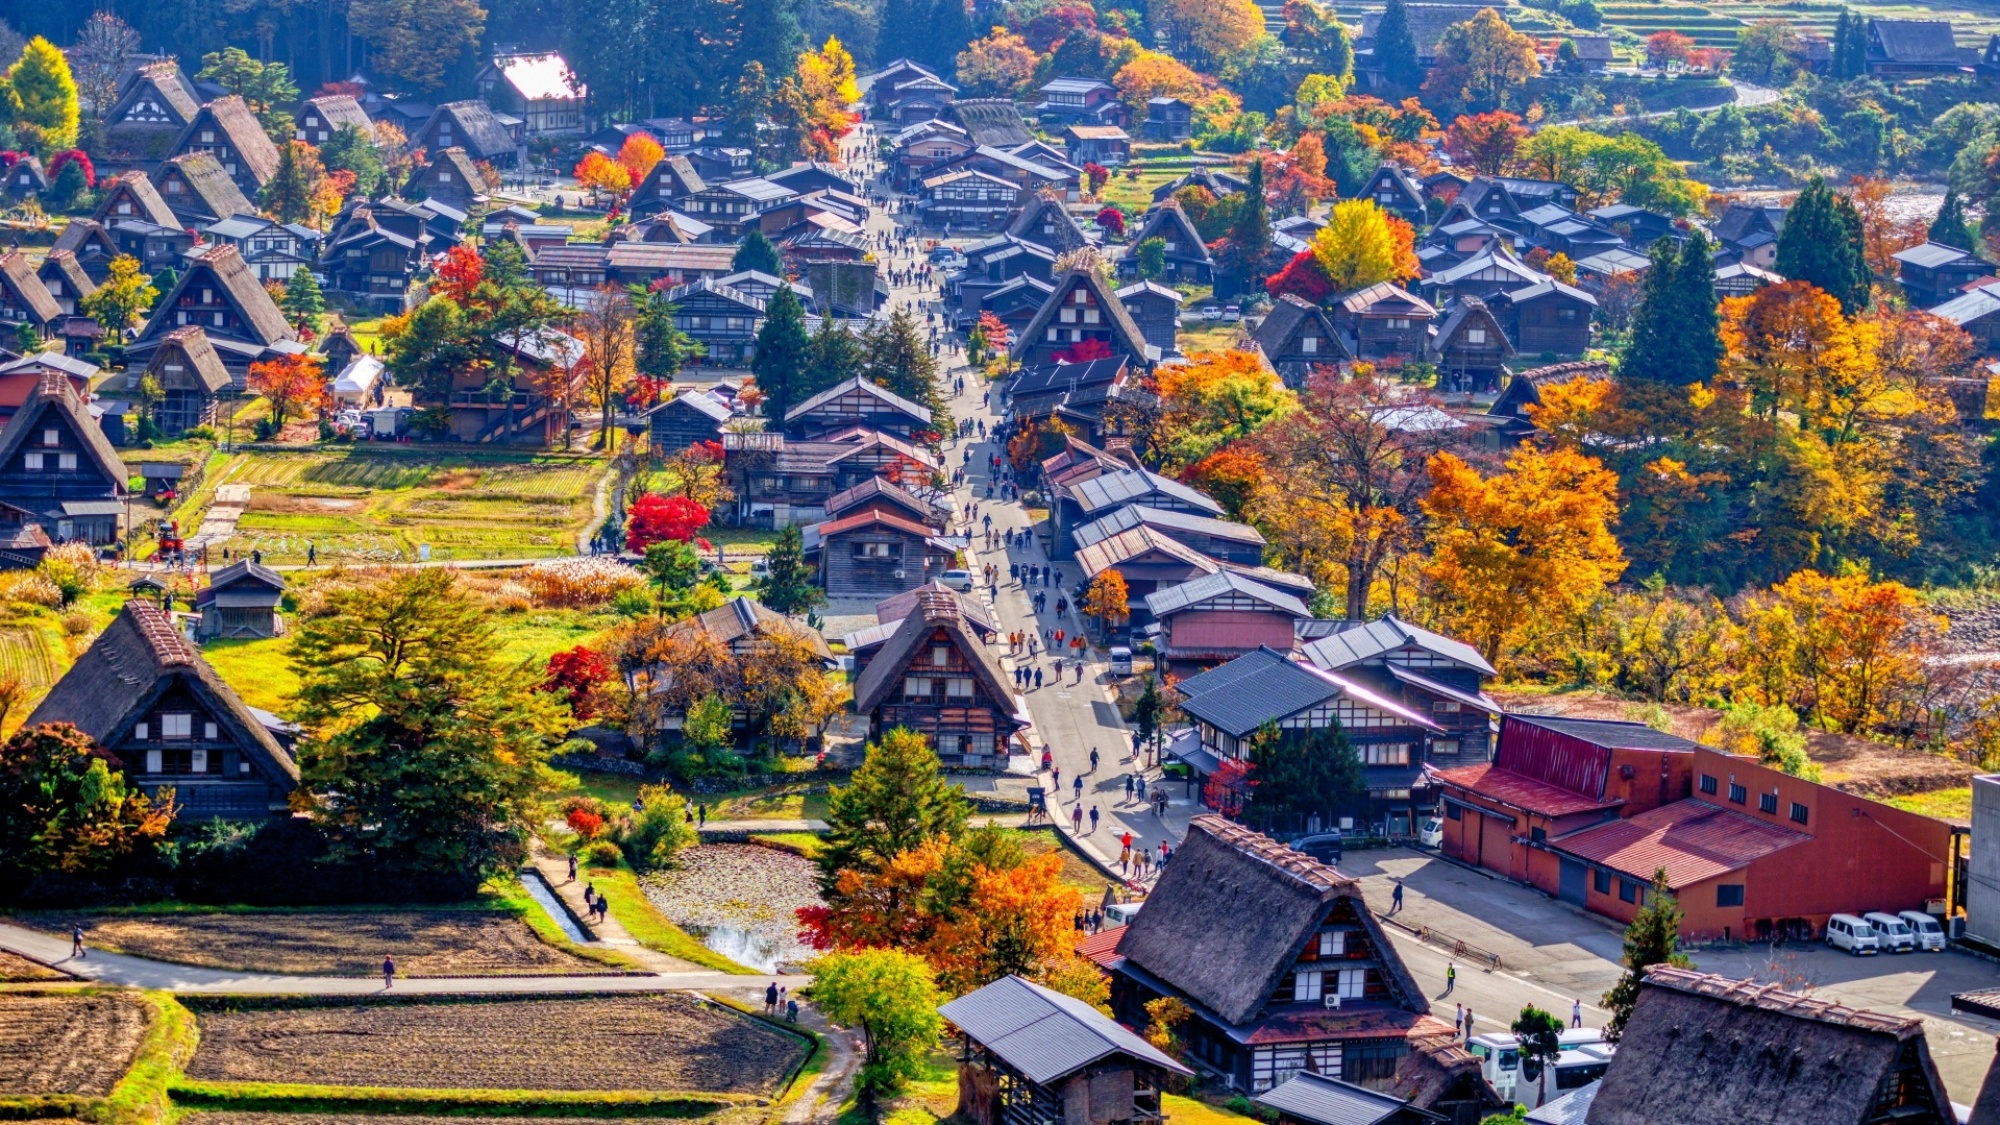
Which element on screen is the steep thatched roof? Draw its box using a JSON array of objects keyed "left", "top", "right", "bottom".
[
  {"left": 1006, "top": 190, "right": 1091, "bottom": 254},
  {"left": 1118, "top": 816, "right": 1428, "bottom": 1027},
  {"left": 140, "top": 244, "right": 294, "bottom": 347},
  {"left": 667, "top": 595, "right": 833, "bottom": 661},
  {"left": 93, "top": 171, "right": 180, "bottom": 228},
  {"left": 163, "top": 151, "right": 256, "bottom": 222},
  {"left": 38, "top": 250, "right": 96, "bottom": 302},
  {"left": 148, "top": 327, "right": 233, "bottom": 394},
  {"left": 0, "top": 251, "right": 62, "bottom": 326},
  {"left": 424, "top": 101, "right": 518, "bottom": 161},
  {"left": 1586, "top": 968, "right": 1951, "bottom": 1125},
  {"left": 1013, "top": 268, "right": 1157, "bottom": 366},
  {"left": 0, "top": 370, "right": 127, "bottom": 495},
  {"left": 852, "top": 587, "right": 1020, "bottom": 717},
  {"left": 178, "top": 95, "right": 281, "bottom": 185},
  {"left": 26, "top": 600, "right": 296, "bottom": 784},
  {"left": 298, "top": 94, "right": 372, "bottom": 133}
]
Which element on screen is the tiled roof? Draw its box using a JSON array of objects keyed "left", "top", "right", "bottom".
[{"left": 1548, "top": 799, "right": 1810, "bottom": 887}]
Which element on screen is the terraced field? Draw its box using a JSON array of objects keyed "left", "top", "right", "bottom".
[
  {"left": 0, "top": 994, "right": 149, "bottom": 1097},
  {"left": 212, "top": 450, "right": 605, "bottom": 565},
  {"left": 0, "top": 625, "right": 58, "bottom": 689}
]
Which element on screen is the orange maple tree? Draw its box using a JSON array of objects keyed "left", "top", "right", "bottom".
[
  {"left": 618, "top": 133, "right": 665, "bottom": 184},
  {"left": 574, "top": 151, "right": 631, "bottom": 196},
  {"left": 248, "top": 353, "right": 328, "bottom": 430}
]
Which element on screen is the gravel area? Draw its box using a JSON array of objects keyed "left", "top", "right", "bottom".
[
  {"left": 186, "top": 995, "right": 806, "bottom": 1094},
  {"left": 642, "top": 844, "right": 824, "bottom": 972}
]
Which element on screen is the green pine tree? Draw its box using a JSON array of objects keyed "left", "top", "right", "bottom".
[
  {"left": 1931, "top": 189, "right": 1977, "bottom": 253},
  {"left": 261, "top": 140, "right": 320, "bottom": 224},
  {"left": 283, "top": 269, "right": 326, "bottom": 335},
  {"left": 1242, "top": 721, "right": 1365, "bottom": 832},
  {"left": 631, "top": 285, "right": 697, "bottom": 379},
  {"left": 42, "top": 158, "right": 87, "bottom": 212},
  {"left": 757, "top": 523, "right": 825, "bottom": 616},
  {"left": 1830, "top": 10, "right": 1855, "bottom": 78},
  {"left": 1600, "top": 868, "right": 1692, "bottom": 1040},
  {"left": 1775, "top": 178, "right": 1862, "bottom": 312},
  {"left": 805, "top": 316, "right": 865, "bottom": 400},
  {"left": 1375, "top": 0, "right": 1425, "bottom": 90},
  {"left": 733, "top": 229, "right": 784, "bottom": 275},
  {"left": 929, "top": 0, "right": 973, "bottom": 76},
  {"left": 1621, "top": 237, "right": 1685, "bottom": 383},
  {"left": 818, "top": 726, "right": 972, "bottom": 894},
  {"left": 730, "top": 0, "right": 805, "bottom": 86},
  {"left": 1843, "top": 12, "right": 1870, "bottom": 78},
  {"left": 877, "top": 0, "right": 926, "bottom": 66},
  {"left": 1225, "top": 159, "right": 1273, "bottom": 292},
  {"left": 321, "top": 124, "right": 385, "bottom": 197},
  {"left": 753, "top": 283, "right": 813, "bottom": 424},
  {"left": 861, "top": 309, "right": 949, "bottom": 436},
  {"left": 1672, "top": 230, "right": 1722, "bottom": 384}
]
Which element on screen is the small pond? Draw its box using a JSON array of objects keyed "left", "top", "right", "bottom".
[{"left": 643, "top": 844, "right": 824, "bottom": 973}]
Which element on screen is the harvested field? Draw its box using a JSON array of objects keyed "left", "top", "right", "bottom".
[
  {"left": 0, "top": 949, "right": 70, "bottom": 981},
  {"left": 186, "top": 996, "right": 806, "bottom": 1094},
  {"left": 42, "top": 911, "right": 603, "bottom": 976},
  {"left": 0, "top": 994, "right": 149, "bottom": 1095}
]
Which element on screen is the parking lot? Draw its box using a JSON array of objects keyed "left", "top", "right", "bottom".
[{"left": 1345, "top": 847, "right": 2000, "bottom": 1105}]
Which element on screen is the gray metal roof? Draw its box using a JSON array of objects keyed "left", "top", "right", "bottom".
[
  {"left": 1070, "top": 468, "right": 1223, "bottom": 516},
  {"left": 1072, "top": 503, "right": 1264, "bottom": 552},
  {"left": 1892, "top": 241, "right": 1980, "bottom": 268},
  {"left": 1508, "top": 714, "right": 1701, "bottom": 752},
  {"left": 1253, "top": 1070, "right": 1428, "bottom": 1125},
  {"left": 1526, "top": 1081, "right": 1600, "bottom": 1125},
  {"left": 1143, "top": 570, "right": 1309, "bottom": 619},
  {"left": 1174, "top": 647, "right": 1340, "bottom": 737},
  {"left": 1299, "top": 615, "right": 1496, "bottom": 677},
  {"left": 938, "top": 974, "right": 1190, "bottom": 1087}
]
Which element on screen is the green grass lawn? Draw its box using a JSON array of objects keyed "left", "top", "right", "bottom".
[
  {"left": 1887, "top": 788, "right": 1973, "bottom": 824},
  {"left": 212, "top": 447, "right": 607, "bottom": 565}
]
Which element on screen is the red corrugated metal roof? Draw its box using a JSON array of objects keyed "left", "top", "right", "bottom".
[
  {"left": 1549, "top": 799, "right": 1810, "bottom": 888},
  {"left": 1433, "top": 763, "right": 1622, "bottom": 818},
  {"left": 1079, "top": 927, "right": 1126, "bottom": 970}
]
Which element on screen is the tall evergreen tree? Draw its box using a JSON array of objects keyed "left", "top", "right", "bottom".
[
  {"left": 1600, "top": 869, "right": 1691, "bottom": 1040},
  {"left": 757, "top": 524, "right": 825, "bottom": 616},
  {"left": 1224, "top": 159, "right": 1273, "bottom": 291},
  {"left": 1622, "top": 234, "right": 1722, "bottom": 386},
  {"left": 260, "top": 140, "right": 323, "bottom": 224},
  {"left": 1776, "top": 177, "right": 1870, "bottom": 313},
  {"left": 1242, "top": 721, "right": 1365, "bottom": 833},
  {"left": 1842, "top": 12, "right": 1870, "bottom": 78},
  {"left": 817, "top": 726, "right": 971, "bottom": 894},
  {"left": 929, "top": 0, "right": 973, "bottom": 77},
  {"left": 733, "top": 229, "right": 784, "bottom": 274},
  {"left": 8, "top": 37, "right": 80, "bottom": 154},
  {"left": 282, "top": 269, "right": 326, "bottom": 335},
  {"left": 631, "top": 285, "right": 695, "bottom": 379},
  {"left": 1672, "top": 230, "right": 1722, "bottom": 384},
  {"left": 1375, "top": 0, "right": 1424, "bottom": 90},
  {"left": 1830, "top": 10, "right": 1855, "bottom": 78},
  {"left": 877, "top": 0, "right": 926, "bottom": 66},
  {"left": 753, "top": 284, "right": 814, "bottom": 424},
  {"left": 805, "top": 316, "right": 865, "bottom": 398},
  {"left": 1931, "top": 189, "right": 1978, "bottom": 255},
  {"left": 730, "top": 0, "right": 805, "bottom": 85},
  {"left": 861, "top": 309, "right": 950, "bottom": 435}
]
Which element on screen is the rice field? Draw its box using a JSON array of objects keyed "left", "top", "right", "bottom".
[
  {"left": 0, "top": 626, "right": 57, "bottom": 689},
  {"left": 209, "top": 450, "right": 607, "bottom": 565}
]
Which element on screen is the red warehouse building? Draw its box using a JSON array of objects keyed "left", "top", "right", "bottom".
[
  {"left": 1546, "top": 747, "right": 1951, "bottom": 941},
  {"left": 1433, "top": 715, "right": 1700, "bottom": 886}
]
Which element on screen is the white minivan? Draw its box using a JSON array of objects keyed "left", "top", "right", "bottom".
[
  {"left": 1826, "top": 913, "right": 1882, "bottom": 955},
  {"left": 1864, "top": 912, "right": 1916, "bottom": 953},
  {"left": 1898, "top": 910, "right": 1948, "bottom": 951}
]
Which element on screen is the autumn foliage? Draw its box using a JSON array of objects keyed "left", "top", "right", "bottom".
[
  {"left": 1444, "top": 111, "right": 1527, "bottom": 175},
  {"left": 625, "top": 493, "right": 712, "bottom": 552},
  {"left": 544, "top": 645, "right": 613, "bottom": 720},
  {"left": 617, "top": 132, "right": 665, "bottom": 184},
  {"left": 247, "top": 353, "right": 327, "bottom": 430},
  {"left": 574, "top": 151, "right": 631, "bottom": 195}
]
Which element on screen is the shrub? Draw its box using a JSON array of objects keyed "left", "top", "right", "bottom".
[
  {"left": 521, "top": 557, "right": 644, "bottom": 608},
  {"left": 582, "top": 839, "right": 623, "bottom": 866},
  {"left": 0, "top": 572, "right": 64, "bottom": 607},
  {"left": 567, "top": 808, "right": 605, "bottom": 839},
  {"left": 611, "top": 784, "right": 696, "bottom": 873},
  {"left": 37, "top": 543, "right": 100, "bottom": 607},
  {"left": 60, "top": 610, "right": 92, "bottom": 635}
]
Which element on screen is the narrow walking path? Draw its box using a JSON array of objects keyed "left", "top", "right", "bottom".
[{"left": 526, "top": 848, "right": 704, "bottom": 973}]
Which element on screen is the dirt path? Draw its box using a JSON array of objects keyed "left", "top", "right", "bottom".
[
  {"left": 527, "top": 847, "right": 705, "bottom": 973},
  {"left": 186, "top": 483, "right": 252, "bottom": 551}
]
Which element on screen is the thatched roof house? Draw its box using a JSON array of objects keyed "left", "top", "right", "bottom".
[{"left": 1586, "top": 968, "right": 1953, "bottom": 1125}]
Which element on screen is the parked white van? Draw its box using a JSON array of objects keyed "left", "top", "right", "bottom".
[
  {"left": 1898, "top": 910, "right": 1948, "bottom": 951},
  {"left": 1864, "top": 912, "right": 1916, "bottom": 953},
  {"left": 1467, "top": 1029, "right": 1606, "bottom": 1103},
  {"left": 1826, "top": 913, "right": 1882, "bottom": 954}
]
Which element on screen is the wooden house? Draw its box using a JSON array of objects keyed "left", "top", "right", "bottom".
[
  {"left": 128, "top": 244, "right": 296, "bottom": 388},
  {"left": 1051, "top": 466, "right": 1223, "bottom": 556},
  {"left": 412, "top": 100, "right": 522, "bottom": 167},
  {"left": 1073, "top": 503, "right": 1264, "bottom": 566},
  {"left": 1357, "top": 165, "right": 1428, "bottom": 226},
  {"left": 144, "top": 327, "right": 232, "bottom": 435},
  {"left": 921, "top": 170, "right": 1023, "bottom": 232},
  {"left": 1589, "top": 968, "right": 1955, "bottom": 1125},
  {"left": 1713, "top": 261, "right": 1783, "bottom": 300},
  {"left": 1894, "top": 241, "right": 1988, "bottom": 308},
  {"left": 48, "top": 221, "right": 119, "bottom": 286},
  {"left": 1151, "top": 167, "right": 1248, "bottom": 203},
  {"left": 1496, "top": 280, "right": 1594, "bottom": 357},
  {"left": 864, "top": 59, "right": 958, "bottom": 125},
  {"left": 824, "top": 476, "right": 949, "bottom": 529},
  {"left": 319, "top": 198, "right": 432, "bottom": 310},
  {"left": 786, "top": 376, "right": 934, "bottom": 440},
  {"left": 949, "top": 99, "right": 1037, "bottom": 148},
  {"left": 812, "top": 510, "right": 957, "bottom": 598},
  {"left": 1335, "top": 283, "right": 1435, "bottom": 360},
  {"left": 93, "top": 171, "right": 180, "bottom": 231},
  {"left": 1005, "top": 191, "right": 1093, "bottom": 254},
  {"left": 1253, "top": 293, "right": 1345, "bottom": 387},
  {"left": 408, "top": 147, "right": 486, "bottom": 209},
  {"left": 851, "top": 587, "right": 1025, "bottom": 768},
  {"left": 1933, "top": 281, "right": 2000, "bottom": 352},
  {"left": 194, "top": 559, "right": 287, "bottom": 639},
  {"left": 673, "top": 177, "right": 797, "bottom": 240},
  {"left": 1005, "top": 354, "right": 1128, "bottom": 417},
  {"left": 103, "top": 61, "right": 202, "bottom": 159},
  {"left": 1587, "top": 203, "right": 1679, "bottom": 248},
  {"left": 722, "top": 430, "right": 939, "bottom": 527},
  {"left": 1014, "top": 268, "right": 1160, "bottom": 368},
  {"left": 1035, "top": 78, "right": 1127, "bottom": 126},
  {"left": 1865, "top": 17, "right": 1972, "bottom": 76},
  {"left": 1427, "top": 297, "right": 1513, "bottom": 392},
  {"left": 1712, "top": 202, "right": 1786, "bottom": 269},
  {"left": 476, "top": 51, "right": 588, "bottom": 138},
  {"left": 1063, "top": 124, "right": 1131, "bottom": 166},
  {"left": 942, "top": 974, "right": 1192, "bottom": 1125},
  {"left": 1143, "top": 96, "right": 1192, "bottom": 141},
  {"left": 27, "top": 600, "right": 298, "bottom": 817},
  {"left": 36, "top": 252, "right": 95, "bottom": 317},
  {"left": 0, "top": 352, "right": 95, "bottom": 430},
  {"left": 1425, "top": 246, "right": 1547, "bottom": 304},
  {"left": 845, "top": 581, "right": 998, "bottom": 659},
  {"left": 1119, "top": 281, "right": 1183, "bottom": 357},
  {"left": 890, "top": 120, "right": 975, "bottom": 189},
  {"left": 293, "top": 94, "right": 371, "bottom": 144},
  {"left": 168, "top": 96, "right": 280, "bottom": 197},
  {"left": 1118, "top": 201, "right": 1213, "bottom": 284},
  {"left": 969, "top": 275, "right": 1054, "bottom": 338},
  {"left": 662, "top": 277, "right": 766, "bottom": 365},
  {"left": 203, "top": 214, "right": 315, "bottom": 283},
  {"left": 1169, "top": 647, "right": 1450, "bottom": 830},
  {"left": 1256, "top": 1072, "right": 1444, "bottom": 1125},
  {"left": 1145, "top": 570, "right": 1312, "bottom": 668},
  {"left": 442, "top": 330, "right": 586, "bottom": 444},
  {"left": 645, "top": 390, "right": 731, "bottom": 454},
  {"left": 0, "top": 251, "right": 61, "bottom": 335},
  {"left": 3, "top": 154, "right": 46, "bottom": 201},
  {"left": 668, "top": 595, "right": 833, "bottom": 663},
  {"left": 0, "top": 370, "right": 129, "bottom": 544},
  {"left": 1075, "top": 525, "right": 1218, "bottom": 607},
  {"left": 1094, "top": 817, "right": 1449, "bottom": 1093},
  {"left": 1482, "top": 360, "right": 1611, "bottom": 446},
  {"left": 1296, "top": 615, "right": 1499, "bottom": 769},
  {"left": 950, "top": 236, "right": 1056, "bottom": 319},
  {"left": 629, "top": 155, "right": 708, "bottom": 219},
  {"left": 1433, "top": 177, "right": 1579, "bottom": 233},
  {"left": 924, "top": 144, "right": 1074, "bottom": 201}
]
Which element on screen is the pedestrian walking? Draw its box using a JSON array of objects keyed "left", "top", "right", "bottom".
[
  {"left": 1073, "top": 775, "right": 1083, "bottom": 800},
  {"left": 1392, "top": 880, "right": 1404, "bottom": 912},
  {"left": 71, "top": 923, "right": 85, "bottom": 958},
  {"left": 1089, "top": 805, "right": 1099, "bottom": 832},
  {"left": 382, "top": 956, "right": 395, "bottom": 988},
  {"left": 1572, "top": 999, "right": 1583, "bottom": 1028},
  {"left": 1034, "top": 667, "right": 1044, "bottom": 689},
  {"left": 1052, "top": 765, "right": 1060, "bottom": 790},
  {"left": 1089, "top": 747, "right": 1099, "bottom": 772},
  {"left": 1072, "top": 804, "right": 1084, "bottom": 831},
  {"left": 766, "top": 981, "right": 780, "bottom": 1014},
  {"left": 1446, "top": 962, "right": 1457, "bottom": 994},
  {"left": 1124, "top": 774, "right": 1135, "bottom": 801},
  {"left": 584, "top": 881, "right": 596, "bottom": 909},
  {"left": 567, "top": 853, "right": 577, "bottom": 883},
  {"left": 698, "top": 804, "right": 706, "bottom": 827},
  {"left": 1455, "top": 1004, "right": 1463, "bottom": 1036}
]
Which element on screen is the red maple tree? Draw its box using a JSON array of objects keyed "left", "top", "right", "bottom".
[
  {"left": 624, "top": 493, "right": 711, "bottom": 551},
  {"left": 1265, "top": 250, "right": 1333, "bottom": 304},
  {"left": 544, "top": 645, "right": 612, "bottom": 720}
]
